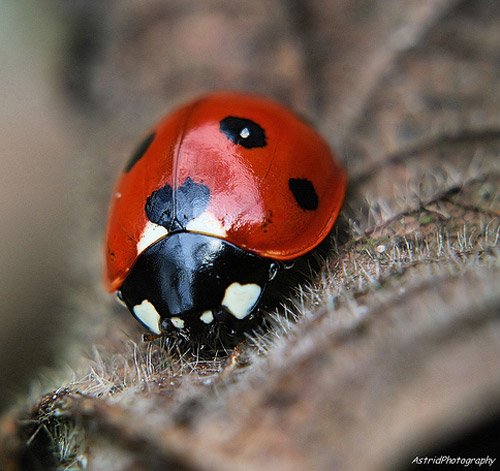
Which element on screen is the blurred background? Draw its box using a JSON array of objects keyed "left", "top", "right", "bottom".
[{"left": 0, "top": 0, "right": 74, "bottom": 408}]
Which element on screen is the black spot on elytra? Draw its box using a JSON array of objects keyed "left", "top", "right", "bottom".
[
  {"left": 288, "top": 178, "right": 319, "bottom": 211},
  {"left": 125, "top": 132, "right": 155, "bottom": 172},
  {"left": 146, "top": 177, "right": 210, "bottom": 231},
  {"left": 146, "top": 184, "right": 173, "bottom": 226},
  {"left": 220, "top": 116, "right": 267, "bottom": 148}
]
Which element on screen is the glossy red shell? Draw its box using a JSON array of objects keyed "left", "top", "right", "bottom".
[{"left": 105, "top": 93, "right": 346, "bottom": 292}]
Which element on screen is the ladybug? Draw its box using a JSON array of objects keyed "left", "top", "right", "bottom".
[{"left": 105, "top": 92, "right": 346, "bottom": 345}]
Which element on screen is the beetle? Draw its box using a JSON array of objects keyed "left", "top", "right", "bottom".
[{"left": 104, "top": 92, "right": 346, "bottom": 345}]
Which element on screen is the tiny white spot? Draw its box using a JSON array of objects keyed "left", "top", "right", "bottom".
[
  {"left": 186, "top": 212, "right": 227, "bottom": 237},
  {"left": 222, "top": 282, "right": 261, "bottom": 319},
  {"left": 170, "top": 317, "right": 185, "bottom": 329},
  {"left": 239, "top": 127, "right": 250, "bottom": 139},
  {"left": 133, "top": 300, "right": 161, "bottom": 334},
  {"left": 137, "top": 221, "right": 169, "bottom": 253},
  {"left": 376, "top": 244, "right": 386, "bottom": 253},
  {"left": 200, "top": 310, "right": 214, "bottom": 324},
  {"left": 114, "top": 192, "right": 122, "bottom": 199}
]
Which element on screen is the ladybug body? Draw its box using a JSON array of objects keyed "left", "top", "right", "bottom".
[{"left": 105, "top": 93, "right": 346, "bottom": 344}]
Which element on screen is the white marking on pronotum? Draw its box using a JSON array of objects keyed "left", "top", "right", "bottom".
[
  {"left": 133, "top": 300, "right": 161, "bottom": 334},
  {"left": 200, "top": 310, "right": 214, "bottom": 324},
  {"left": 239, "top": 127, "right": 250, "bottom": 139},
  {"left": 137, "top": 221, "right": 169, "bottom": 253},
  {"left": 170, "top": 317, "right": 185, "bottom": 329},
  {"left": 222, "top": 282, "right": 261, "bottom": 319},
  {"left": 186, "top": 212, "right": 227, "bottom": 237}
]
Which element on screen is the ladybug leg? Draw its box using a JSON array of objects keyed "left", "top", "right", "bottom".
[
  {"left": 142, "top": 332, "right": 163, "bottom": 342},
  {"left": 219, "top": 345, "right": 247, "bottom": 380}
]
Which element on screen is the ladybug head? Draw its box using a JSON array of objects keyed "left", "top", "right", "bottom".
[{"left": 118, "top": 231, "right": 277, "bottom": 344}]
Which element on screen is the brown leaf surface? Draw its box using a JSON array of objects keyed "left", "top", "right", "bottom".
[{"left": 1, "top": 1, "right": 499, "bottom": 470}]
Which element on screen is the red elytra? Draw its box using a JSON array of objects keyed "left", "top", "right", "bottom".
[{"left": 105, "top": 92, "right": 346, "bottom": 292}]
